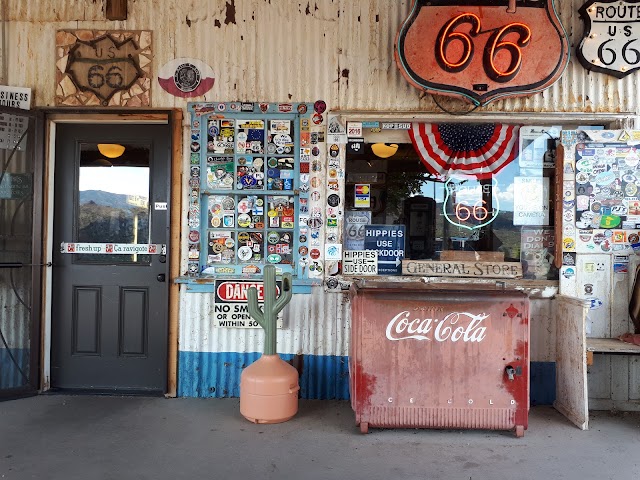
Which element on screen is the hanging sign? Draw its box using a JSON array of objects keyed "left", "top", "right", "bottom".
[
  {"left": 61, "top": 243, "right": 165, "bottom": 254},
  {"left": 577, "top": 0, "right": 640, "bottom": 78},
  {"left": 395, "top": 0, "right": 569, "bottom": 105}
]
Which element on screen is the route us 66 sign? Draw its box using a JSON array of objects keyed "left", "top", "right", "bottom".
[
  {"left": 65, "top": 33, "right": 145, "bottom": 105},
  {"left": 577, "top": 0, "right": 640, "bottom": 78}
]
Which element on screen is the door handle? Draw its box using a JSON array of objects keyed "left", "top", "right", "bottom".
[{"left": 157, "top": 274, "right": 166, "bottom": 282}]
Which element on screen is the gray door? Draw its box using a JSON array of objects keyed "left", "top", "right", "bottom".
[{"left": 51, "top": 123, "right": 170, "bottom": 393}]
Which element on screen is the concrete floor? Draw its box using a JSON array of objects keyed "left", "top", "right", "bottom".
[{"left": 0, "top": 396, "right": 639, "bottom": 480}]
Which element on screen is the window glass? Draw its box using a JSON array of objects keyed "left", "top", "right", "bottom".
[
  {"left": 77, "top": 143, "right": 151, "bottom": 264},
  {"left": 345, "top": 124, "right": 560, "bottom": 280}
]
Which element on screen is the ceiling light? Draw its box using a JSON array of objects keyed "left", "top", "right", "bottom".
[
  {"left": 371, "top": 143, "right": 398, "bottom": 158},
  {"left": 97, "top": 143, "right": 125, "bottom": 158}
]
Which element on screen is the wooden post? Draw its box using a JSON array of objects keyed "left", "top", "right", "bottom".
[
  {"left": 106, "top": 0, "right": 127, "bottom": 21},
  {"left": 166, "top": 109, "right": 183, "bottom": 398}
]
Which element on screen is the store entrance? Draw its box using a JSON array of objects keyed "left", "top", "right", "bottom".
[{"left": 51, "top": 123, "right": 170, "bottom": 393}]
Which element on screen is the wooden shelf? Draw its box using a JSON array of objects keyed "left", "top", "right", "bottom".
[{"left": 586, "top": 338, "right": 640, "bottom": 354}]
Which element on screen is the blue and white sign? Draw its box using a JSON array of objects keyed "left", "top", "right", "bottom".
[{"left": 364, "top": 225, "right": 405, "bottom": 275}]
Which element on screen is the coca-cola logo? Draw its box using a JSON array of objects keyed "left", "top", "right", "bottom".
[{"left": 385, "top": 311, "right": 488, "bottom": 342}]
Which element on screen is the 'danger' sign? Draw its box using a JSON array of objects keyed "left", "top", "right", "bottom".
[{"left": 394, "top": 0, "right": 569, "bottom": 105}]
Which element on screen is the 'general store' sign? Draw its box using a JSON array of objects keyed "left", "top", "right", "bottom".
[
  {"left": 402, "top": 260, "right": 523, "bottom": 279},
  {"left": 394, "top": 0, "right": 569, "bottom": 105}
]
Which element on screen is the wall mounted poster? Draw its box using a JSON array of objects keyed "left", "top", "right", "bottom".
[{"left": 521, "top": 227, "right": 556, "bottom": 280}]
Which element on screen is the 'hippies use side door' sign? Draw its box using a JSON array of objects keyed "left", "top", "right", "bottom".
[
  {"left": 394, "top": 0, "right": 569, "bottom": 106},
  {"left": 576, "top": 0, "right": 640, "bottom": 78}
]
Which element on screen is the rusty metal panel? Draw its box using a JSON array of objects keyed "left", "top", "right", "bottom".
[
  {"left": 2, "top": 0, "right": 636, "bottom": 113},
  {"left": 349, "top": 285, "right": 529, "bottom": 434}
]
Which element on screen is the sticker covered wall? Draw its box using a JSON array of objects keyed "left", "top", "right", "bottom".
[{"left": 186, "top": 101, "right": 326, "bottom": 282}]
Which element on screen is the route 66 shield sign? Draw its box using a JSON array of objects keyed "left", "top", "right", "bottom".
[{"left": 394, "top": 0, "right": 569, "bottom": 106}]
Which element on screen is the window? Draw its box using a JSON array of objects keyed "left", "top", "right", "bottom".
[
  {"left": 187, "top": 102, "right": 317, "bottom": 279},
  {"left": 344, "top": 123, "right": 561, "bottom": 280}
]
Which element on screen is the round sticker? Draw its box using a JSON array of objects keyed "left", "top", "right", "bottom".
[
  {"left": 225, "top": 238, "right": 235, "bottom": 248},
  {"left": 310, "top": 248, "right": 321, "bottom": 259},
  {"left": 575, "top": 172, "right": 589, "bottom": 184},
  {"left": 311, "top": 177, "right": 320, "bottom": 188},
  {"left": 312, "top": 113, "right": 323, "bottom": 125},
  {"left": 311, "top": 191, "right": 321, "bottom": 201},
  {"left": 297, "top": 104, "right": 308, "bottom": 114},
  {"left": 238, "top": 246, "right": 252, "bottom": 261},
  {"left": 212, "top": 242, "right": 224, "bottom": 253},
  {"left": 300, "top": 183, "right": 310, "bottom": 193},
  {"left": 238, "top": 214, "right": 251, "bottom": 227},
  {"left": 253, "top": 158, "right": 264, "bottom": 169},
  {"left": 267, "top": 143, "right": 277, "bottom": 154},
  {"left": 629, "top": 233, "right": 640, "bottom": 244},
  {"left": 238, "top": 232, "right": 250, "bottom": 243},
  {"left": 268, "top": 158, "right": 278, "bottom": 168},
  {"left": 314, "top": 100, "right": 327, "bottom": 114},
  {"left": 267, "top": 254, "right": 282, "bottom": 264},
  {"left": 219, "top": 198, "right": 233, "bottom": 210},
  {"left": 299, "top": 246, "right": 309, "bottom": 255},
  {"left": 591, "top": 201, "right": 601, "bottom": 213},
  {"left": 312, "top": 146, "right": 320, "bottom": 157},
  {"left": 212, "top": 217, "right": 221, "bottom": 227},
  {"left": 626, "top": 183, "right": 638, "bottom": 196},
  {"left": 189, "top": 230, "right": 200, "bottom": 243},
  {"left": 268, "top": 232, "right": 280, "bottom": 244},
  {"left": 330, "top": 144, "right": 339, "bottom": 157},
  {"left": 327, "top": 194, "right": 340, "bottom": 207},
  {"left": 299, "top": 234, "right": 307, "bottom": 243}
]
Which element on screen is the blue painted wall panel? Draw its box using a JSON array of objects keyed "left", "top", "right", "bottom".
[
  {"left": 530, "top": 361, "right": 556, "bottom": 406},
  {"left": 0, "top": 348, "right": 29, "bottom": 389},
  {"left": 178, "top": 351, "right": 350, "bottom": 400},
  {"left": 178, "top": 352, "right": 554, "bottom": 405}
]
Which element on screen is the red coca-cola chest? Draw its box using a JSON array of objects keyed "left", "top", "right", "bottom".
[{"left": 349, "top": 282, "right": 529, "bottom": 436}]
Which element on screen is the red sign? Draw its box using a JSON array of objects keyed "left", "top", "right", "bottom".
[
  {"left": 215, "top": 280, "right": 280, "bottom": 302},
  {"left": 394, "top": 0, "right": 569, "bottom": 106}
]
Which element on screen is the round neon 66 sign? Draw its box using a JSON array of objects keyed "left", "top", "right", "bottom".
[{"left": 443, "top": 177, "right": 500, "bottom": 231}]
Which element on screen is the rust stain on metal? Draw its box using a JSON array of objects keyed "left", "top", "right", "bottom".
[
  {"left": 224, "top": 0, "right": 236, "bottom": 25},
  {"left": 351, "top": 361, "right": 376, "bottom": 411}
]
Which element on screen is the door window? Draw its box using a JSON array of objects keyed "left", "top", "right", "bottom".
[{"left": 76, "top": 142, "right": 151, "bottom": 264}]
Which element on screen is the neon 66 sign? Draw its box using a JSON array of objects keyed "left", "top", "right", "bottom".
[
  {"left": 444, "top": 177, "right": 500, "bottom": 231},
  {"left": 395, "top": 0, "right": 569, "bottom": 106}
]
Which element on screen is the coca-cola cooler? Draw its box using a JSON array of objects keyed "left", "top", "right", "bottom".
[{"left": 349, "top": 283, "right": 530, "bottom": 436}]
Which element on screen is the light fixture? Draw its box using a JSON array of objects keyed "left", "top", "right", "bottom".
[
  {"left": 97, "top": 143, "right": 125, "bottom": 158},
  {"left": 371, "top": 143, "right": 399, "bottom": 158}
]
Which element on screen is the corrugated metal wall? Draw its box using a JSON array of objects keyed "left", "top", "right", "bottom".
[
  {"left": 0, "top": 1, "right": 622, "bottom": 398},
  {"left": 2, "top": 0, "right": 639, "bottom": 114}
]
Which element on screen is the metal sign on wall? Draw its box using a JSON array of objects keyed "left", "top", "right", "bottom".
[
  {"left": 577, "top": 0, "right": 640, "bottom": 78},
  {"left": 394, "top": 0, "right": 569, "bottom": 106},
  {"left": 55, "top": 30, "right": 152, "bottom": 107}
]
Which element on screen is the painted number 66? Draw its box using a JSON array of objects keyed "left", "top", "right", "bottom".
[{"left": 436, "top": 13, "right": 531, "bottom": 83}]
